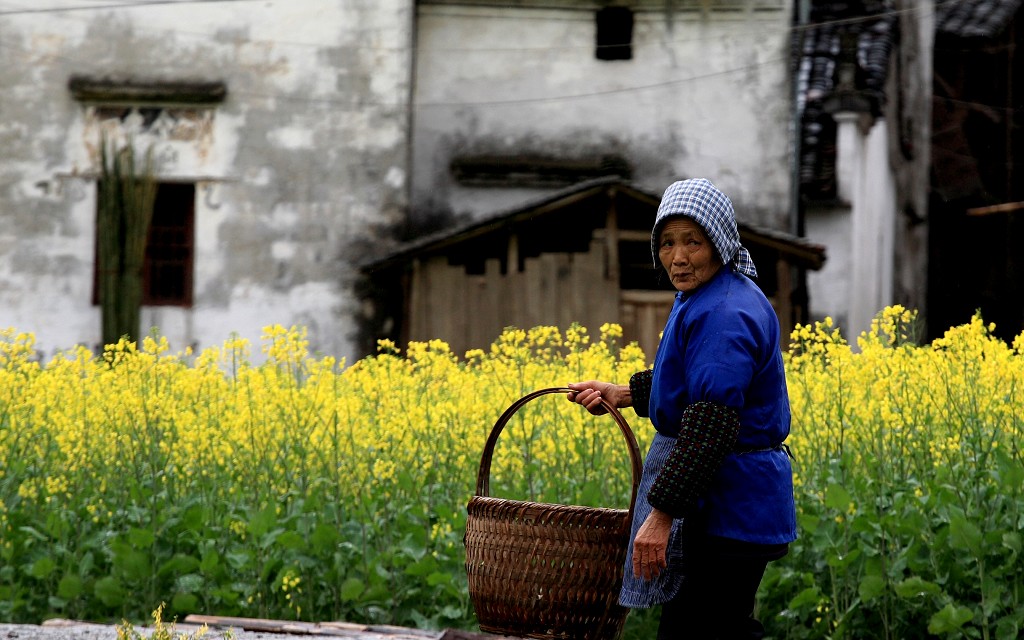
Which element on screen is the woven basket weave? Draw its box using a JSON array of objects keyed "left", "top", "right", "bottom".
[{"left": 464, "top": 387, "right": 642, "bottom": 640}]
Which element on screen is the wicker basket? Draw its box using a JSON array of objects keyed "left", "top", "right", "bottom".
[{"left": 464, "top": 387, "right": 642, "bottom": 640}]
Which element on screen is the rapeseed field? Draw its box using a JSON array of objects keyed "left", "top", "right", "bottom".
[{"left": 0, "top": 308, "right": 1020, "bottom": 639}]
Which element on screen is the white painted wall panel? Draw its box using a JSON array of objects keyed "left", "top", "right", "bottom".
[{"left": 412, "top": 3, "right": 794, "bottom": 227}]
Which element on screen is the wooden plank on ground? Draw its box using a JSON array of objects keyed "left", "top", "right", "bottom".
[
  {"left": 437, "top": 631, "right": 522, "bottom": 640},
  {"left": 182, "top": 615, "right": 436, "bottom": 639}
]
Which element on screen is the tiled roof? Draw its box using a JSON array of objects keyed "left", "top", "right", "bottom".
[
  {"left": 796, "top": 0, "right": 1021, "bottom": 198},
  {"left": 363, "top": 177, "right": 826, "bottom": 272},
  {"left": 795, "top": 1, "right": 896, "bottom": 199},
  {"left": 936, "top": 0, "right": 1022, "bottom": 38}
]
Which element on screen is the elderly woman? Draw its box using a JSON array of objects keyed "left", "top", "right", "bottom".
[{"left": 568, "top": 178, "right": 796, "bottom": 639}]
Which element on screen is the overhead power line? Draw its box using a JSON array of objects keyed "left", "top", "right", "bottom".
[
  {"left": 0, "top": 0, "right": 974, "bottom": 110},
  {"left": 0, "top": 0, "right": 267, "bottom": 15},
  {"left": 0, "top": 1, "right": 947, "bottom": 53}
]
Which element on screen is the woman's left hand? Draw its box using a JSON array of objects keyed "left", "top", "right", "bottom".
[{"left": 632, "top": 508, "right": 673, "bottom": 580}]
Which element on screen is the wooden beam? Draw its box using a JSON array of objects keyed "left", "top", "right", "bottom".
[
  {"left": 69, "top": 76, "right": 227, "bottom": 105},
  {"left": 967, "top": 201, "right": 1024, "bottom": 216},
  {"left": 594, "top": 228, "right": 827, "bottom": 270},
  {"left": 775, "top": 260, "right": 794, "bottom": 345},
  {"left": 605, "top": 188, "right": 620, "bottom": 281}
]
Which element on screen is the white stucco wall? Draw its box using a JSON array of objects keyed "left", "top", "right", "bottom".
[
  {"left": 806, "top": 115, "right": 897, "bottom": 341},
  {"left": 0, "top": 0, "right": 414, "bottom": 363},
  {"left": 805, "top": 204, "right": 852, "bottom": 331},
  {"left": 412, "top": 1, "right": 794, "bottom": 228}
]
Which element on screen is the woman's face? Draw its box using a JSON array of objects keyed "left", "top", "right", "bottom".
[{"left": 658, "top": 218, "right": 723, "bottom": 293}]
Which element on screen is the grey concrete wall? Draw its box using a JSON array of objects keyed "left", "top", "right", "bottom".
[
  {"left": 0, "top": 0, "right": 414, "bottom": 363},
  {"left": 411, "top": 0, "right": 793, "bottom": 230}
]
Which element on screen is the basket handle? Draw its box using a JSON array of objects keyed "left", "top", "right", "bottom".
[{"left": 475, "top": 387, "right": 643, "bottom": 518}]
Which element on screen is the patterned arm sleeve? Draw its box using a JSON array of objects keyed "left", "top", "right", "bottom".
[
  {"left": 646, "top": 402, "right": 739, "bottom": 519},
  {"left": 628, "top": 369, "right": 654, "bottom": 418}
]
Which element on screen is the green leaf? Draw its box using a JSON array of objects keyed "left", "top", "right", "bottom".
[
  {"left": 94, "top": 576, "right": 125, "bottom": 607},
  {"left": 862, "top": 556, "right": 885, "bottom": 577},
  {"left": 225, "top": 550, "right": 252, "bottom": 570},
  {"left": 128, "top": 527, "right": 155, "bottom": 549},
  {"left": 580, "top": 480, "right": 603, "bottom": 507},
  {"left": 797, "top": 513, "right": 820, "bottom": 534},
  {"left": 439, "top": 605, "right": 464, "bottom": 620},
  {"left": 426, "top": 571, "right": 451, "bottom": 586},
  {"left": 396, "top": 469, "right": 417, "bottom": 492},
  {"left": 824, "top": 483, "right": 852, "bottom": 510},
  {"left": 826, "top": 548, "right": 861, "bottom": 569},
  {"left": 404, "top": 554, "right": 438, "bottom": 577},
  {"left": 57, "top": 574, "right": 84, "bottom": 600},
  {"left": 18, "top": 526, "right": 48, "bottom": 542},
  {"left": 259, "top": 557, "right": 283, "bottom": 583},
  {"left": 200, "top": 550, "right": 220, "bottom": 574},
  {"left": 180, "top": 503, "right": 208, "bottom": 531},
  {"left": 894, "top": 576, "right": 941, "bottom": 599},
  {"left": 408, "top": 610, "right": 432, "bottom": 630},
  {"left": 259, "top": 528, "right": 285, "bottom": 550},
  {"left": 29, "top": 556, "right": 57, "bottom": 579},
  {"left": 310, "top": 524, "right": 339, "bottom": 552},
  {"left": 339, "top": 577, "right": 364, "bottom": 602},
  {"left": 787, "top": 586, "right": 822, "bottom": 610},
  {"left": 363, "top": 583, "right": 391, "bottom": 602},
  {"left": 891, "top": 509, "right": 927, "bottom": 536},
  {"left": 928, "top": 603, "right": 974, "bottom": 634},
  {"left": 275, "top": 531, "right": 306, "bottom": 551},
  {"left": 211, "top": 587, "right": 240, "bottom": 606},
  {"left": 79, "top": 552, "right": 95, "bottom": 577},
  {"left": 1002, "top": 532, "right": 1021, "bottom": 554},
  {"left": 113, "top": 547, "right": 151, "bottom": 582},
  {"left": 995, "top": 617, "right": 1019, "bottom": 640},
  {"left": 949, "top": 513, "right": 983, "bottom": 555},
  {"left": 158, "top": 554, "right": 200, "bottom": 577},
  {"left": 248, "top": 506, "right": 276, "bottom": 538},
  {"left": 858, "top": 575, "right": 885, "bottom": 602},
  {"left": 175, "top": 573, "right": 204, "bottom": 593},
  {"left": 44, "top": 511, "right": 69, "bottom": 540},
  {"left": 171, "top": 592, "right": 199, "bottom": 613},
  {"left": 850, "top": 514, "right": 881, "bottom": 536},
  {"left": 997, "top": 455, "right": 1024, "bottom": 491},
  {"left": 403, "top": 526, "right": 428, "bottom": 551}
]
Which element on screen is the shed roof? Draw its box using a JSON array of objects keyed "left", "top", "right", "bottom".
[{"left": 364, "top": 177, "right": 826, "bottom": 272}]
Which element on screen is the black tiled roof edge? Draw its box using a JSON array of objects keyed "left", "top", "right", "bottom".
[
  {"left": 794, "top": 1, "right": 896, "bottom": 198},
  {"left": 936, "top": 0, "right": 1022, "bottom": 39}
]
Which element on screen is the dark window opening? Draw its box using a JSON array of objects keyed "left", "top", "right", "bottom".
[
  {"left": 596, "top": 7, "right": 633, "bottom": 61},
  {"left": 145, "top": 183, "right": 195, "bottom": 305},
  {"left": 618, "top": 240, "right": 669, "bottom": 291},
  {"left": 93, "top": 182, "right": 196, "bottom": 307}
]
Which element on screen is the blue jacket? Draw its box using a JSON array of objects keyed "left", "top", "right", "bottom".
[{"left": 649, "top": 267, "right": 797, "bottom": 544}]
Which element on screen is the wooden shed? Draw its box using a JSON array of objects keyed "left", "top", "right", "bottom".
[{"left": 363, "top": 178, "right": 826, "bottom": 360}]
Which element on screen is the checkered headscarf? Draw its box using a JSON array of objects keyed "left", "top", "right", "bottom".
[{"left": 651, "top": 178, "right": 758, "bottom": 279}]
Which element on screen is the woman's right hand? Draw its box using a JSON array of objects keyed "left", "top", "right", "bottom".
[{"left": 566, "top": 381, "right": 630, "bottom": 415}]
